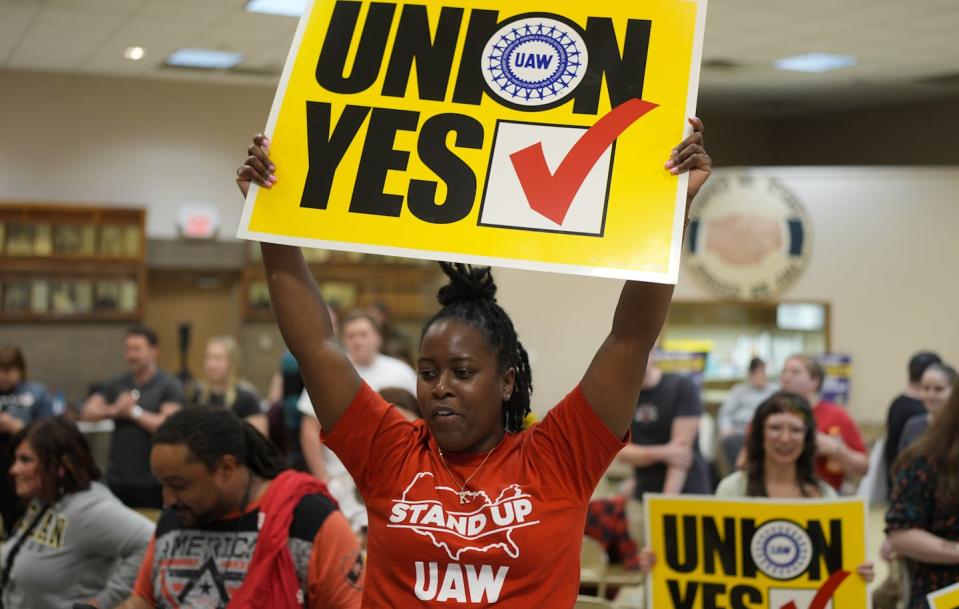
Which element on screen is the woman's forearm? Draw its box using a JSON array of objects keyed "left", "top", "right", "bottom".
[
  {"left": 888, "top": 528, "right": 959, "bottom": 564},
  {"left": 261, "top": 243, "right": 336, "bottom": 358}
]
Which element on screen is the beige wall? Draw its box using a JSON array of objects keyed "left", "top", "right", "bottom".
[
  {"left": 1, "top": 70, "right": 273, "bottom": 238},
  {"left": 2, "top": 69, "right": 958, "bottom": 423},
  {"left": 497, "top": 167, "right": 959, "bottom": 423}
]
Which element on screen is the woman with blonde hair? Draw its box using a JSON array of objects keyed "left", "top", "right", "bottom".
[{"left": 189, "top": 336, "right": 267, "bottom": 435}]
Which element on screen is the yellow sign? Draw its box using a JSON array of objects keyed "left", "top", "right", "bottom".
[
  {"left": 644, "top": 495, "right": 869, "bottom": 609},
  {"left": 928, "top": 582, "right": 959, "bottom": 609},
  {"left": 238, "top": 0, "right": 707, "bottom": 283}
]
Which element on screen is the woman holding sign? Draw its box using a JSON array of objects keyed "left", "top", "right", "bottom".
[
  {"left": 887, "top": 377, "right": 959, "bottom": 609},
  {"left": 641, "top": 392, "right": 875, "bottom": 581},
  {"left": 235, "top": 119, "right": 710, "bottom": 607}
]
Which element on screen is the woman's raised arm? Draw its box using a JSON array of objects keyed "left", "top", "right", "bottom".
[
  {"left": 580, "top": 118, "right": 711, "bottom": 437},
  {"left": 236, "top": 134, "right": 361, "bottom": 431}
]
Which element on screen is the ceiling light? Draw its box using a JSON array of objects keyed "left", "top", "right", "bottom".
[
  {"left": 773, "top": 53, "right": 857, "bottom": 74},
  {"left": 245, "top": 0, "right": 305, "bottom": 17},
  {"left": 165, "top": 48, "right": 244, "bottom": 70},
  {"left": 123, "top": 46, "right": 145, "bottom": 61}
]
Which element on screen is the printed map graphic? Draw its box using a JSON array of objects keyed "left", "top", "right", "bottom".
[{"left": 389, "top": 472, "right": 540, "bottom": 561}]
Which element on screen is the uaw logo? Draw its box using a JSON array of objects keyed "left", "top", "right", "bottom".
[
  {"left": 750, "top": 520, "right": 813, "bottom": 581},
  {"left": 685, "top": 172, "right": 812, "bottom": 301},
  {"left": 481, "top": 15, "right": 588, "bottom": 109},
  {"left": 388, "top": 472, "right": 540, "bottom": 561}
]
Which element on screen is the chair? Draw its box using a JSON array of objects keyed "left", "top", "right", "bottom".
[
  {"left": 575, "top": 595, "right": 614, "bottom": 609},
  {"left": 580, "top": 536, "right": 610, "bottom": 598}
]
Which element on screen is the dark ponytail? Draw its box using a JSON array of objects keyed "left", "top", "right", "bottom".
[
  {"left": 155, "top": 407, "right": 286, "bottom": 478},
  {"left": 423, "top": 263, "right": 533, "bottom": 432}
]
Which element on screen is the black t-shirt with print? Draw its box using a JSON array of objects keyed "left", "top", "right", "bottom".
[
  {"left": 630, "top": 373, "right": 710, "bottom": 499},
  {"left": 98, "top": 370, "right": 184, "bottom": 487}
]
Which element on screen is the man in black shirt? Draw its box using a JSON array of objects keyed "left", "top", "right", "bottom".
[
  {"left": 81, "top": 325, "right": 184, "bottom": 508},
  {"left": 883, "top": 351, "right": 940, "bottom": 491},
  {"left": 617, "top": 353, "right": 709, "bottom": 546}
]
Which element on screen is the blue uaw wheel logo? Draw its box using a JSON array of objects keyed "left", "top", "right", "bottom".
[
  {"left": 481, "top": 16, "right": 588, "bottom": 109},
  {"left": 750, "top": 520, "right": 813, "bottom": 580}
]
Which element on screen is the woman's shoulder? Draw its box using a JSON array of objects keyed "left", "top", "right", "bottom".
[
  {"left": 63, "top": 482, "right": 115, "bottom": 510},
  {"left": 901, "top": 413, "right": 928, "bottom": 433},
  {"left": 814, "top": 479, "right": 837, "bottom": 498},
  {"left": 715, "top": 471, "right": 748, "bottom": 498},
  {"left": 895, "top": 451, "right": 934, "bottom": 474}
]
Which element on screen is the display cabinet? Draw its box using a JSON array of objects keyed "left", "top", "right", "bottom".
[{"left": 0, "top": 203, "right": 146, "bottom": 322}]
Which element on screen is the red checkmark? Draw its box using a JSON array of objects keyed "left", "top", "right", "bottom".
[
  {"left": 509, "top": 98, "right": 659, "bottom": 226},
  {"left": 778, "top": 569, "right": 850, "bottom": 609}
]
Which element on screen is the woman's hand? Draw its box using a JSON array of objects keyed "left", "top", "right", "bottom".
[
  {"left": 639, "top": 547, "right": 657, "bottom": 574},
  {"left": 236, "top": 134, "right": 277, "bottom": 197},
  {"left": 665, "top": 117, "right": 711, "bottom": 203},
  {"left": 856, "top": 561, "right": 875, "bottom": 583},
  {"left": 880, "top": 538, "right": 895, "bottom": 561}
]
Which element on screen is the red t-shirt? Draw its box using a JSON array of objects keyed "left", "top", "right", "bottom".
[
  {"left": 323, "top": 382, "right": 626, "bottom": 608},
  {"left": 813, "top": 400, "right": 866, "bottom": 490}
]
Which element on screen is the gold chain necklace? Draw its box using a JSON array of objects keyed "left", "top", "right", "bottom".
[{"left": 436, "top": 440, "right": 501, "bottom": 504}]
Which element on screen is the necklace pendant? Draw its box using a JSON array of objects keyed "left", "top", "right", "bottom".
[{"left": 459, "top": 492, "right": 469, "bottom": 504}]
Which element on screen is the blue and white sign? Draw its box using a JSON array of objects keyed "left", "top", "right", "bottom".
[{"left": 481, "top": 16, "right": 588, "bottom": 108}]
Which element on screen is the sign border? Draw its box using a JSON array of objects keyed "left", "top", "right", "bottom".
[{"left": 643, "top": 493, "right": 871, "bottom": 609}]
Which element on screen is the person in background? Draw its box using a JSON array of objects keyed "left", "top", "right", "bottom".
[
  {"left": 778, "top": 354, "right": 868, "bottom": 491},
  {"left": 0, "top": 417, "right": 152, "bottom": 609},
  {"left": 717, "top": 357, "right": 777, "bottom": 471},
  {"left": 377, "top": 387, "right": 420, "bottom": 422},
  {"left": 617, "top": 351, "right": 709, "bottom": 547},
  {"left": 115, "top": 407, "right": 363, "bottom": 609},
  {"left": 188, "top": 336, "right": 267, "bottom": 435},
  {"left": 640, "top": 392, "right": 874, "bottom": 581},
  {"left": 886, "top": 377, "right": 959, "bottom": 609},
  {"left": 897, "top": 363, "right": 956, "bottom": 454},
  {"left": 883, "top": 351, "right": 941, "bottom": 484},
  {"left": 266, "top": 349, "right": 307, "bottom": 468},
  {"left": 81, "top": 325, "right": 184, "bottom": 509},
  {"left": 298, "top": 311, "right": 417, "bottom": 484},
  {"left": 365, "top": 303, "right": 414, "bottom": 368},
  {"left": 719, "top": 392, "right": 841, "bottom": 498},
  {"left": 0, "top": 346, "right": 53, "bottom": 535}
]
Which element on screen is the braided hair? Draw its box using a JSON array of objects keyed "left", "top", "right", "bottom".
[
  {"left": 422, "top": 263, "right": 532, "bottom": 432},
  {"left": 154, "top": 407, "right": 286, "bottom": 479}
]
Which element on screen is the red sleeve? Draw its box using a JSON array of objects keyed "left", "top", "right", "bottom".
[
  {"left": 838, "top": 409, "right": 866, "bottom": 454},
  {"left": 321, "top": 382, "right": 419, "bottom": 497},
  {"left": 307, "top": 511, "right": 364, "bottom": 609},
  {"left": 132, "top": 536, "right": 156, "bottom": 604},
  {"left": 526, "top": 385, "right": 628, "bottom": 501}
]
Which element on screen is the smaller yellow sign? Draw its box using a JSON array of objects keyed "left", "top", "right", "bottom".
[
  {"left": 644, "top": 494, "right": 869, "bottom": 609},
  {"left": 928, "top": 581, "right": 959, "bottom": 609}
]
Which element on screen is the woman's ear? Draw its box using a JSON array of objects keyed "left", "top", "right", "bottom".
[{"left": 503, "top": 368, "right": 516, "bottom": 401}]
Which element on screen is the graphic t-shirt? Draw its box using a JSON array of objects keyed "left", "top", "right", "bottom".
[
  {"left": 133, "top": 489, "right": 364, "bottom": 609},
  {"left": 322, "top": 382, "right": 626, "bottom": 608},
  {"left": 630, "top": 373, "right": 709, "bottom": 499},
  {"left": 97, "top": 370, "right": 184, "bottom": 487},
  {"left": 812, "top": 400, "right": 867, "bottom": 491}
]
